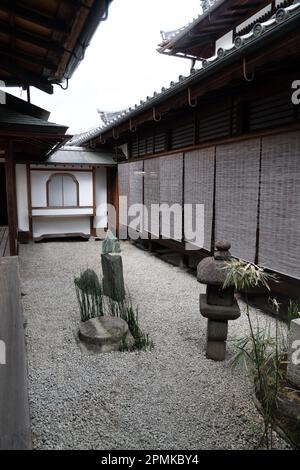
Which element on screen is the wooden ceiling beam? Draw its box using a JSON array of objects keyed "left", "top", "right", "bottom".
[
  {"left": 0, "top": 48, "right": 57, "bottom": 71},
  {"left": 0, "top": 0, "right": 72, "bottom": 34},
  {"left": 0, "top": 20, "right": 65, "bottom": 53}
]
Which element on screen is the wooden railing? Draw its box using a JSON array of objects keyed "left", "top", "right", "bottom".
[
  {"left": 0, "top": 226, "right": 9, "bottom": 257},
  {"left": 0, "top": 257, "right": 31, "bottom": 449}
]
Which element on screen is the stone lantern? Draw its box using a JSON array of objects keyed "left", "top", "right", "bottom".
[{"left": 197, "top": 241, "right": 240, "bottom": 361}]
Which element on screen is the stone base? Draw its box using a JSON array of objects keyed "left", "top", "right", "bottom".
[
  {"left": 287, "top": 318, "right": 300, "bottom": 389},
  {"left": 206, "top": 319, "right": 228, "bottom": 361},
  {"left": 206, "top": 340, "right": 226, "bottom": 361},
  {"left": 78, "top": 315, "right": 134, "bottom": 354},
  {"left": 207, "top": 319, "right": 228, "bottom": 341},
  {"left": 200, "top": 294, "right": 240, "bottom": 321}
]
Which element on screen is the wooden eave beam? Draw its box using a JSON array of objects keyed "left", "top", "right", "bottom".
[
  {"left": 0, "top": 20, "right": 65, "bottom": 53},
  {"left": 0, "top": 58, "right": 53, "bottom": 94},
  {"left": 0, "top": 0, "right": 72, "bottom": 34},
  {"left": 0, "top": 130, "right": 68, "bottom": 140},
  {"left": 0, "top": 48, "right": 57, "bottom": 71}
]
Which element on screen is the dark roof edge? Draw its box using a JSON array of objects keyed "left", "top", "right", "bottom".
[
  {"left": 63, "top": 0, "right": 113, "bottom": 81},
  {"left": 158, "top": 0, "right": 224, "bottom": 52}
]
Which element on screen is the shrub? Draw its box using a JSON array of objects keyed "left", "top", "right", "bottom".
[
  {"left": 74, "top": 269, "right": 104, "bottom": 322},
  {"left": 106, "top": 294, "right": 154, "bottom": 351},
  {"left": 223, "top": 259, "right": 287, "bottom": 449}
]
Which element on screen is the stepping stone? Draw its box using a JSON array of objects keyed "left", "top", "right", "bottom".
[{"left": 78, "top": 316, "right": 133, "bottom": 354}]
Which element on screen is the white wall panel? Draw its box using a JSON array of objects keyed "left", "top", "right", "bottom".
[
  {"left": 30, "top": 170, "right": 93, "bottom": 208},
  {"left": 95, "top": 167, "right": 107, "bottom": 229},
  {"left": 16, "top": 164, "right": 29, "bottom": 232},
  {"left": 32, "top": 216, "right": 90, "bottom": 238}
]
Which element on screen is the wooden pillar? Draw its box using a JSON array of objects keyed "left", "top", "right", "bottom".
[
  {"left": 107, "top": 166, "right": 119, "bottom": 237},
  {"left": 5, "top": 140, "right": 17, "bottom": 256}
]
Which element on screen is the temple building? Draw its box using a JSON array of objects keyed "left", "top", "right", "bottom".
[{"left": 69, "top": 0, "right": 300, "bottom": 290}]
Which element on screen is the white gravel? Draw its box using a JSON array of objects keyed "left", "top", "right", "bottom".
[{"left": 19, "top": 240, "right": 289, "bottom": 450}]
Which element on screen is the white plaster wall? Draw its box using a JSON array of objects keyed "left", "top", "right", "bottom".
[
  {"left": 215, "top": 30, "right": 233, "bottom": 52},
  {"left": 94, "top": 168, "right": 107, "bottom": 229},
  {"left": 32, "top": 216, "right": 90, "bottom": 238},
  {"left": 30, "top": 169, "right": 93, "bottom": 208},
  {"left": 30, "top": 171, "right": 48, "bottom": 207},
  {"left": 16, "top": 164, "right": 29, "bottom": 231},
  {"left": 77, "top": 172, "right": 93, "bottom": 206}
]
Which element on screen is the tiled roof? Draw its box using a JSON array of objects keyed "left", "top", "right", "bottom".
[
  {"left": 158, "top": 0, "right": 220, "bottom": 48},
  {"left": 46, "top": 146, "right": 116, "bottom": 165},
  {"left": 69, "top": 3, "right": 300, "bottom": 147},
  {"left": 0, "top": 106, "right": 68, "bottom": 133},
  {"left": 97, "top": 109, "right": 129, "bottom": 125}
]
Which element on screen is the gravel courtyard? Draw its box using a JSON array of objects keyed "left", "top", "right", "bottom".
[{"left": 19, "top": 240, "right": 288, "bottom": 450}]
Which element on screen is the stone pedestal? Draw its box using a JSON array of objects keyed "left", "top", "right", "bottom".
[
  {"left": 101, "top": 253, "right": 125, "bottom": 301},
  {"left": 197, "top": 241, "right": 241, "bottom": 361},
  {"left": 206, "top": 319, "right": 228, "bottom": 361},
  {"left": 287, "top": 318, "right": 300, "bottom": 389},
  {"left": 200, "top": 293, "right": 240, "bottom": 361}
]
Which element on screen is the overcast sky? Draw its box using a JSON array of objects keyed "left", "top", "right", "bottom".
[{"left": 11, "top": 0, "right": 201, "bottom": 134}]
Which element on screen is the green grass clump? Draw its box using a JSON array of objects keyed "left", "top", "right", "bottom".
[
  {"left": 74, "top": 269, "right": 104, "bottom": 322},
  {"left": 107, "top": 294, "right": 154, "bottom": 351}
]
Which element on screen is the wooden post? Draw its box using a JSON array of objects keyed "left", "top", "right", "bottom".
[
  {"left": 107, "top": 167, "right": 119, "bottom": 238},
  {"left": 26, "top": 163, "right": 33, "bottom": 240},
  {"left": 5, "top": 141, "right": 17, "bottom": 256}
]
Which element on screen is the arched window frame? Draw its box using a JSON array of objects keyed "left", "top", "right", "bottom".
[{"left": 46, "top": 173, "right": 80, "bottom": 208}]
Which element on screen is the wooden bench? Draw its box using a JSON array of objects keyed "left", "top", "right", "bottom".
[
  {"left": 0, "top": 257, "right": 31, "bottom": 449},
  {"left": 0, "top": 226, "right": 9, "bottom": 257}
]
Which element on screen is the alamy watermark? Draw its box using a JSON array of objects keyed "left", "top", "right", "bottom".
[
  {"left": 112, "top": 197, "right": 205, "bottom": 249},
  {"left": 0, "top": 340, "right": 6, "bottom": 365},
  {"left": 291, "top": 80, "right": 300, "bottom": 105},
  {"left": 0, "top": 80, "right": 6, "bottom": 105}
]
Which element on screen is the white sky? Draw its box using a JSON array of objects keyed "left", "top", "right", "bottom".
[{"left": 9, "top": 0, "right": 201, "bottom": 134}]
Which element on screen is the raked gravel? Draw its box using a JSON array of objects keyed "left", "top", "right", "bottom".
[{"left": 19, "top": 240, "right": 289, "bottom": 450}]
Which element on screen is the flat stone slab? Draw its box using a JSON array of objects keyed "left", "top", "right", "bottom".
[{"left": 78, "top": 316, "right": 133, "bottom": 354}]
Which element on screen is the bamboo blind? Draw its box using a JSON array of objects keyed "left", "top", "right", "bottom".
[
  {"left": 144, "top": 158, "right": 160, "bottom": 238},
  {"left": 118, "top": 163, "right": 130, "bottom": 233},
  {"left": 258, "top": 131, "right": 300, "bottom": 279},
  {"left": 128, "top": 161, "right": 144, "bottom": 235},
  {"left": 184, "top": 148, "right": 215, "bottom": 250},
  {"left": 159, "top": 153, "right": 183, "bottom": 240},
  {"left": 215, "top": 139, "right": 261, "bottom": 261}
]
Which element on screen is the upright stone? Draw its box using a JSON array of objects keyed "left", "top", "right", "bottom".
[
  {"left": 287, "top": 318, "right": 300, "bottom": 389},
  {"left": 102, "top": 229, "right": 121, "bottom": 254},
  {"left": 101, "top": 253, "right": 125, "bottom": 301}
]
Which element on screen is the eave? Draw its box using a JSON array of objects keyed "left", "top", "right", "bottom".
[
  {"left": 78, "top": 8, "right": 300, "bottom": 147},
  {"left": 157, "top": 0, "right": 283, "bottom": 60},
  {"left": 0, "top": 0, "right": 113, "bottom": 94}
]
